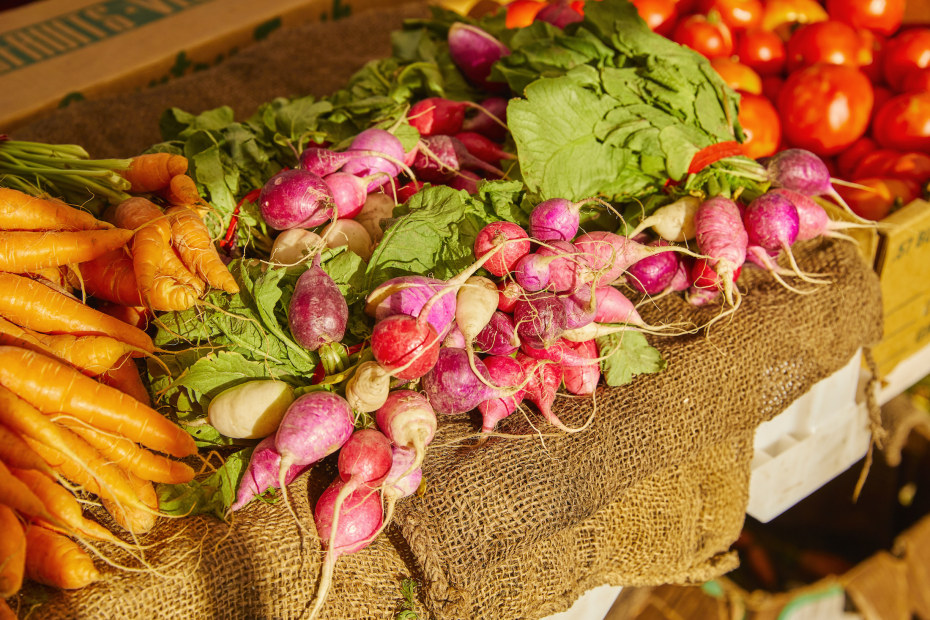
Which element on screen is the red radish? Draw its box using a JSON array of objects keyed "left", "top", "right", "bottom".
[
  {"left": 628, "top": 195, "right": 701, "bottom": 242},
  {"left": 288, "top": 263, "right": 348, "bottom": 351},
  {"left": 528, "top": 197, "right": 600, "bottom": 242},
  {"left": 537, "top": 240, "right": 582, "bottom": 292},
  {"left": 407, "top": 97, "right": 468, "bottom": 136},
  {"left": 519, "top": 337, "right": 597, "bottom": 367},
  {"left": 686, "top": 257, "right": 742, "bottom": 306},
  {"left": 574, "top": 231, "right": 679, "bottom": 288},
  {"left": 560, "top": 283, "right": 597, "bottom": 330},
  {"left": 349, "top": 445, "right": 422, "bottom": 553},
  {"left": 370, "top": 314, "right": 440, "bottom": 380},
  {"left": 513, "top": 293, "right": 567, "bottom": 349},
  {"left": 516, "top": 354, "right": 580, "bottom": 432},
  {"left": 693, "top": 196, "right": 748, "bottom": 306},
  {"left": 259, "top": 168, "right": 335, "bottom": 230},
  {"left": 375, "top": 389, "right": 437, "bottom": 471},
  {"left": 624, "top": 241, "right": 682, "bottom": 294},
  {"left": 345, "top": 361, "right": 392, "bottom": 413},
  {"left": 477, "top": 355, "right": 527, "bottom": 436},
  {"left": 395, "top": 180, "right": 426, "bottom": 203},
  {"left": 562, "top": 340, "right": 600, "bottom": 396},
  {"left": 461, "top": 96, "right": 509, "bottom": 142},
  {"left": 229, "top": 435, "right": 308, "bottom": 513},
  {"left": 454, "top": 131, "right": 514, "bottom": 165},
  {"left": 447, "top": 22, "right": 510, "bottom": 91},
  {"left": 307, "top": 477, "right": 384, "bottom": 620},
  {"left": 473, "top": 221, "right": 531, "bottom": 277},
  {"left": 475, "top": 310, "right": 520, "bottom": 355},
  {"left": 365, "top": 275, "right": 457, "bottom": 338},
  {"left": 447, "top": 170, "right": 482, "bottom": 194},
  {"left": 497, "top": 279, "right": 525, "bottom": 312},
  {"left": 413, "top": 135, "right": 507, "bottom": 182},
  {"left": 421, "top": 347, "right": 493, "bottom": 414}
]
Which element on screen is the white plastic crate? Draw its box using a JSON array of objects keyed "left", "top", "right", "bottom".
[
  {"left": 747, "top": 349, "right": 870, "bottom": 522},
  {"left": 541, "top": 584, "right": 623, "bottom": 620}
]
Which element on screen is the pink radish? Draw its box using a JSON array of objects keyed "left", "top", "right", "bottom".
[
  {"left": 770, "top": 188, "right": 872, "bottom": 242},
  {"left": 229, "top": 435, "right": 308, "bottom": 513},
  {"left": 593, "top": 286, "right": 644, "bottom": 325},
  {"left": 477, "top": 355, "right": 526, "bottom": 436},
  {"left": 519, "top": 337, "right": 597, "bottom": 367},
  {"left": 560, "top": 283, "right": 597, "bottom": 330},
  {"left": 512, "top": 252, "right": 555, "bottom": 292},
  {"left": 375, "top": 390, "right": 437, "bottom": 471},
  {"left": 561, "top": 340, "right": 600, "bottom": 396},
  {"left": 473, "top": 221, "right": 531, "bottom": 277},
  {"left": 340, "top": 128, "right": 408, "bottom": 187},
  {"left": 323, "top": 172, "right": 373, "bottom": 220},
  {"left": 370, "top": 314, "right": 441, "bottom": 380},
  {"left": 743, "top": 191, "right": 799, "bottom": 253},
  {"left": 366, "top": 275, "right": 457, "bottom": 338},
  {"left": 693, "top": 196, "right": 748, "bottom": 306},
  {"left": 537, "top": 240, "right": 582, "bottom": 292},
  {"left": 421, "top": 347, "right": 493, "bottom": 414},
  {"left": 350, "top": 445, "right": 422, "bottom": 553},
  {"left": 289, "top": 263, "right": 348, "bottom": 351},
  {"left": 443, "top": 323, "right": 467, "bottom": 348},
  {"left": 259, "top": 168, "right": 335, "bottom": 230},
  {"left": 516, "top": 354, "right": 580, "bottom": 432},
  {"left": 447, "top": 22, "right": 510, "bottom": 91},
  {"left": 528, "top": 197, "right": 600, "bottom": 242},
  {"left": 573, "top": 231, "right": 679, "bottom": 288},
  {"left": 624, "top": 241, "right": 681, "bottom": 295}
]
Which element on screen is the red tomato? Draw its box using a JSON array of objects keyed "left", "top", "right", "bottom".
[
  {"left": 710, "top": 57, "right": 763, "bottom": 94},
  {"left": 631, "top": 0, "right": 678, "bottom": 36},
  {"left": 882, "top": 28, "right": 930, "bottom": 92},
  {"left": 738, "top": 94, "right": 782, "bottom": 159},
  {"left": 672, "top": 14, "right": 734, "bottom": 59},
  {"left": 902, "top": 67, "right": 930, "bottom": 93},
  {"left": 825, "top": 0, "right": 905, "bottom": 37},
  {"left": 871, "top": 85, "right": 894, "bottom": 122},
  {"left": 852, "top": 148, "right": 905, "bottom": 177},
  {"left": 777, "top": 63, "right": 874, "bottom": 156},
  {"left": 696, "top": 0, "right": 763, "bottom": 31},
  {"left": 836, "top": 136, "right": 878, "bottom": 177},
  {"left": 785, "top": 21, "right": 872, "bottom": 72},
  {"left": 884, "top": 152, "right": 930, "bottom": 183},
  {"left": 761, "top": 75, "right": 785, "bottom": 100},
  {"left": 761, "top": 0, "right": 828, "bottom": 39},
  {"left": 505, "top": 0, "right": 547, "bottom": 28},
  {"left": 856, "top": 30, "right": 886, "bottom": 84},
  {"left": 735, "top": 28, "right": 787, "bottom": 75},
  {"left": 838, "top": 177, "right": 920, "bottom": 220},
  {"left": 871, "top": 92, "right": 930, "bottom": 152}
]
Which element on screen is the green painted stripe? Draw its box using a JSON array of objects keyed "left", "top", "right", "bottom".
[{"left": 0, "top": 0, "right": 216, "bottom": 75}]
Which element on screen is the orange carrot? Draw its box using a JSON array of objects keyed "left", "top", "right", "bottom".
[
  {"left": 96, "top": 353, "right": 151, "bottom": 405},
  {"left": 162, "top": 174, "right": 209, "bottom": 212},
  {"left": 0, "top": 459, "right": 51, "bottom": 522},
  {"left": 118, "top": 153, "right": 188, "bottom": 193},
  {"left": 0, "top": 347, "right": 196, "bottom": 458},
  {"left": 0, "top": 228, "right": 134, "bottom": 273},
  {"left": 73, "top": 248, "right": 145, "bottom": 307},
  {"left": 101, "top": 470, "right": 158, "bottom": 535},
  {"left": 0, "top": 272, "right": 153, "bottom": 353},
  {"left": 0, "top": 188, "right": 110, "bottom": 232},
  {"left": 9, "top": 468, "right": 118, "bottom": 544},
  {"left": 0, "top": 316, "right": 141, "bottom": 376},
  {"left": 23, "top": 525, "right": 100, "bottom": 589},
  {"left": 0, "top": 504, "right": 26, "bottom": 598},
  {"left": 0, "top": 423, "right": 56, "bottom": 478},
  {"left": 96, "top": 302, "right": 151, "bottom": 331},
  {"left": 113, "top": 197, "right": 204, "bottom": 311},
  {"left": 26, "top": 266, "right": 72, "bottom": 292},
  {"left": 166, "top": 205, "right": 239, "bottom": 294},
  {"left": 56, "top": 417, "right": 195, "bottom": 485}
]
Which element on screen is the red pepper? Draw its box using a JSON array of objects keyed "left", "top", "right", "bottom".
[
  {"left": 687, "top": 140, "right": 743, "bottom": 175},
  {"left": 219, "top": 188, "right": 261, "bottom": 251}
]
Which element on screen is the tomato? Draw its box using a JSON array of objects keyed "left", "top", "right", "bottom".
[
  {"left": 836, "top": 136, "right": 878, "bottom": 177},
  {"left": 672, "top": 14, "right": 734, "bottom": 59},
  {"left": 882, "top": 28, "right": 930, "bottom": 92},
  {"left": 902, "top": 67, "right": 930, "bottom": 93},
  {"left": 734, "top": 28, "right": 787, "bottom": 75},
  {"left": 631, "top": 0, "right": 678, "bottom": 36},
  {"left": 886, "top": 152, "right": 930, "bottom": 184},
  {"left": 504, "top": 0, "right": 546, "bottom": 28},
  {"left": 838, "top": 177, "right": 920, "bottom": 220},
  {"left": 785, "top": 21, "right": 872, "bottom": 72},
  {"left": 825, "top": 0, "right": 905, "bottom": 37},
  {"left": 777, "top": 63, "right": 874, "bottom": 156},
  {"left": 871, "top": 92, "right": 930, "bottom": 152},
  {"left": 696, "top": 0, "right": 763, "bottom": 31},
  {"left": 761, "top": 75, "right": 785, "bottom": 100},
  {"left": 856, "top": 30, "right": 886, "bottom": 84},
  {"left": 738, "top": 94, "right": 781, "bottom": 159},
  {"left": 852, "top": 148, "right": 905, "bottom": 177},
  {"left": 761, "top": 0, "right": 828, "bottom": 39},
  {"left": 710, "top": 57, "right": 763, "bottom": 94}
]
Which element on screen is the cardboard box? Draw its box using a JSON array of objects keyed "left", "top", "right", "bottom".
[{"left": 0, "top": 0, "right": 391, "bottom": 131}]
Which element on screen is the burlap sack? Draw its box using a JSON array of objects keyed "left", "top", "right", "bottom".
[{"left": 6, "top": 4, "right": 884, "bottom": 619}]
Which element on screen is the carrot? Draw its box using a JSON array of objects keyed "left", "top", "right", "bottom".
[
  {"left": 0, "top": 459, "right": 51, "bottom": 522},
  {"left": 0, "top": 188, "right": 110, "bottom": 232},
  {"left": 0, "top": 423, "right": 56, "bottom": 478},
  {"left": 96, "top": 354, "right": 152, "bottom": 405},
  {"left": 26, "top": 266, "right": 71, "bottom": 292},
  {"left": 0, "top": 347, "right": 196, "bottom": 458},
  {"left": 113, "top": 197, "right": 205, "bottom": 311},
  {"left": 23, "top": 525, "right": 100, "bottom": 589},
  {"left": 0, "top": 504, "right": 26, "bottom": 598},
  {"left": 118, "top": 153, "right": 188, "bottom": 193},
  {"left": 96, "top": 302, "right": 151, "bottom": 331},
  {"left": 0, "top": 272, "right": 154, "bottom": 353},
  {"left": 0, "top": 228, "right": 134, "bottom": 273},
  {"left": 9, "top": 468, "right": 118, "bottom": 544},
  {"left": 101, "top": 469, "right": 158, "bottom": 535},
  {"left": 55, "top": 417, "right": 194, "bottom": 485},
  {"left": 166, "top": 205, "right": 239, "bottom": 294},
  {"left": 73, "top": 248, "right": 144, "bottom": 307},
  {"left": 0, "top": 316, "right": 141, "bottom": 376},
  {"left": 162, "top": 174, "right": 209, "bottom": 212}
]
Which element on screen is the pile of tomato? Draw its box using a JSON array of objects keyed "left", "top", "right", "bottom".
[{"left": 504, "top": 0, "right": 930, "bottom": 220}]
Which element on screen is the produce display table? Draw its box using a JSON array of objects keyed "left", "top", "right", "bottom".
[{"left": 8, "top": 3, "right": 885, "bottom": 619}]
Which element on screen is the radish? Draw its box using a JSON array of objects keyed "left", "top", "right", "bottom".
[
  {"left": 477, "top": 355, "right": 526, "bottom": 436},
  {"left": 528, "top": 197, "right": 601, "bottom": 242},
  {"left": 497, "top": 279, "right": 525, "bottom": 313},
  {"left": 513, "top": 292, "right": 567, "bottom": 349},
  {"left": 288, "top": 263, "right": 348, "bottom": 351},
  {"left": 345, "top": 361, "right": 391, "bottom": 413},
  {"left": 259, "top": 168, "right": 335, "bottom": 230},
  {"left": 454, "top": 131, "right": 514, "bottom": 165},
  {"left": 323, "top": 172, "right": 372, "bottom": 220},
  {"left": 770, "top": 188, "right": 871, "bottom": 242},
  {"left": 573, "top": 231, "right": 681, "bottom": 288},
  {"left": 413, "top": 135, "right": 506, "bottom": 182},
  {"left": 456, "top": 276, "right": 503, "bottom": 343},
  {"left": 561, "top": 340, "right": 600, "bottom": 396},
  {"left": 743, "top": 191, "right": 799, "bottom": 253},
  {"left": 474, "top": 310, "right": 520, "bottom": 355},
  {"left": 407, "top": 97, "right": 468, "bottom": 136},
  {"left": 461, "top": 96, "right": 509, "bottom": 142},
  {"left": 208, "top": 380, "right": 295, "bottom": 440},
  {"left": 443, "top": 323, "right": 467, "bottom": 348},
  {"left": 228, "top": 435, "right": 308, "bottom": 513},
  {"left": 365, "top": 275, "right": 456, "bottom": 337},
  {"left": 340, "top": 128, "right": 408, "bottom": 188},
  {"left": 447, "top": 22, "right": 510, "bottom": 91},
  {"left": 624, "top": 241, "right": 682, "bottom": 295},
  {"left": 421, "top": 347, "right": 493, "bottom": 415},
  {"left": 686, "top": 257, "right": 742, "bottom": 306},
  {"left": 593, "top": 286, "right": 644, "bottom": 325},
  {"left": 306, "top": 477, "right": 383, "bottom": 620},
  {"left": 395, "top": 180, "right": 425, "bottom": 203},
  {"left": 354, "top": 192, "right": 396, "bottom": 244},
  {"left": 628, "top": 195, "right": 701, "bottom": 242},
  {"left": 269, "top": 228, "right": 324, "bottom": 266},
  {"left": 537, "top": 240, "right": 582, "bottom": 292},
  {"left": 519, "top": 337, "right": 597, "bottom": 367},
  {"left": 560, "top": 283, "right": 597, "bottom": 330},
  {"left": 534, "top": 0, "right": 584, "bottom": 28},
  {"left": 693, "top": 196, "right": 748, "bottom": 306},
  {"left": 515, "top": 354, "right": 580, "bottom": 432},
  {"left": 370, "top": 314, "right": 440, "bottom": 380},
  {"left": 321, "top": 219, "right": 374, "bottom": 261},
  {"left": 512, "top": 252, "right": 554, "bottom": 292},
  {"left": 447, "top": 170, "right": 483, "bottom": 194},
  {"left": 375, "top": 389, "right": 437, "bottom": 471},
  {"left": 473, "top": 221, "right": 531, "bottom": 277}
]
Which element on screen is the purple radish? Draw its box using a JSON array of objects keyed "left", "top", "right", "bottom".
[
  {"left": 537, "top": 240, "right": 581, "bottom": 292},
  {"left": 447, "top": 170, "right": 482, "bottom": 194},
  {"left": 421, "top": 347, "right": 493, "bottom": 415},
  {"left": 289, "top": 263, "right": 348, "bottom": 351},
  {"left": 534, "top": 0, "right": 584, "bottom": 27},
  {"left": 443, "top": 323, "right": 467, "bottom": 348},
  {"left": 365, "top": 275, "right": 457, "bottom": 338},
  {"left": 560, "top": 283, "right": 597, "bottom": 330},
  {"left": 513, "top": 292, "right": 567, "bottom": 350},
  {"left": 562, "top": 340, "right": 600, "bottom": 396},
  {"left": 512, "top": 252, "right": 553, "bottom": 292},
  {"left": 228, "top": 435, "right": 308, "bottom": 513},
  {"left": 375, "top": 389, "right": 437, "bottom": 471},
  {"left": 528, "top": 197, "right": 599, "bottom": 242},
  {"left": 743, "top": 192, "right": 800, "bottom": 253},
  {"left": 574, "top": 231, "right": 680, "bottom": 288},
  {"left": 477, "top": 355, "right": 527, "bottom": 436},
  {"left": 299, "top": 147, "right": 352, "bottom": 177},
  {"left": 306, "top": 477, "right": 384, "bottom": 620},
  {"left": 693, "top": 196, "right": 749, "bottom": 306},
  {"left": 447, "top": 22, "right": 510, "bottom": 91},
  {"left": 625, "top": 241, "right": 681, "bottom": 295},
  {"left": 461, "top": 96, "right": 509, "bottom": 142},
  {"left": 454, "top": 131, "right": 514, "bottom": 165},
  {"left": 413, "top": 135, "right": 506, "bottom": 182},
  {"left": 770, "top": 188, "right": 871, "bottom": 242},
  {"left": 259, "top": 168, "right": 335, "bottom": 230},
  {"left": 474, "top": 310, "right": 520, "bottom": 355}
]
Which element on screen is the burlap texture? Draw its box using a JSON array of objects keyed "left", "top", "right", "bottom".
[{"left": 6, "top": 4, "right": 884, "bottom": 618}]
